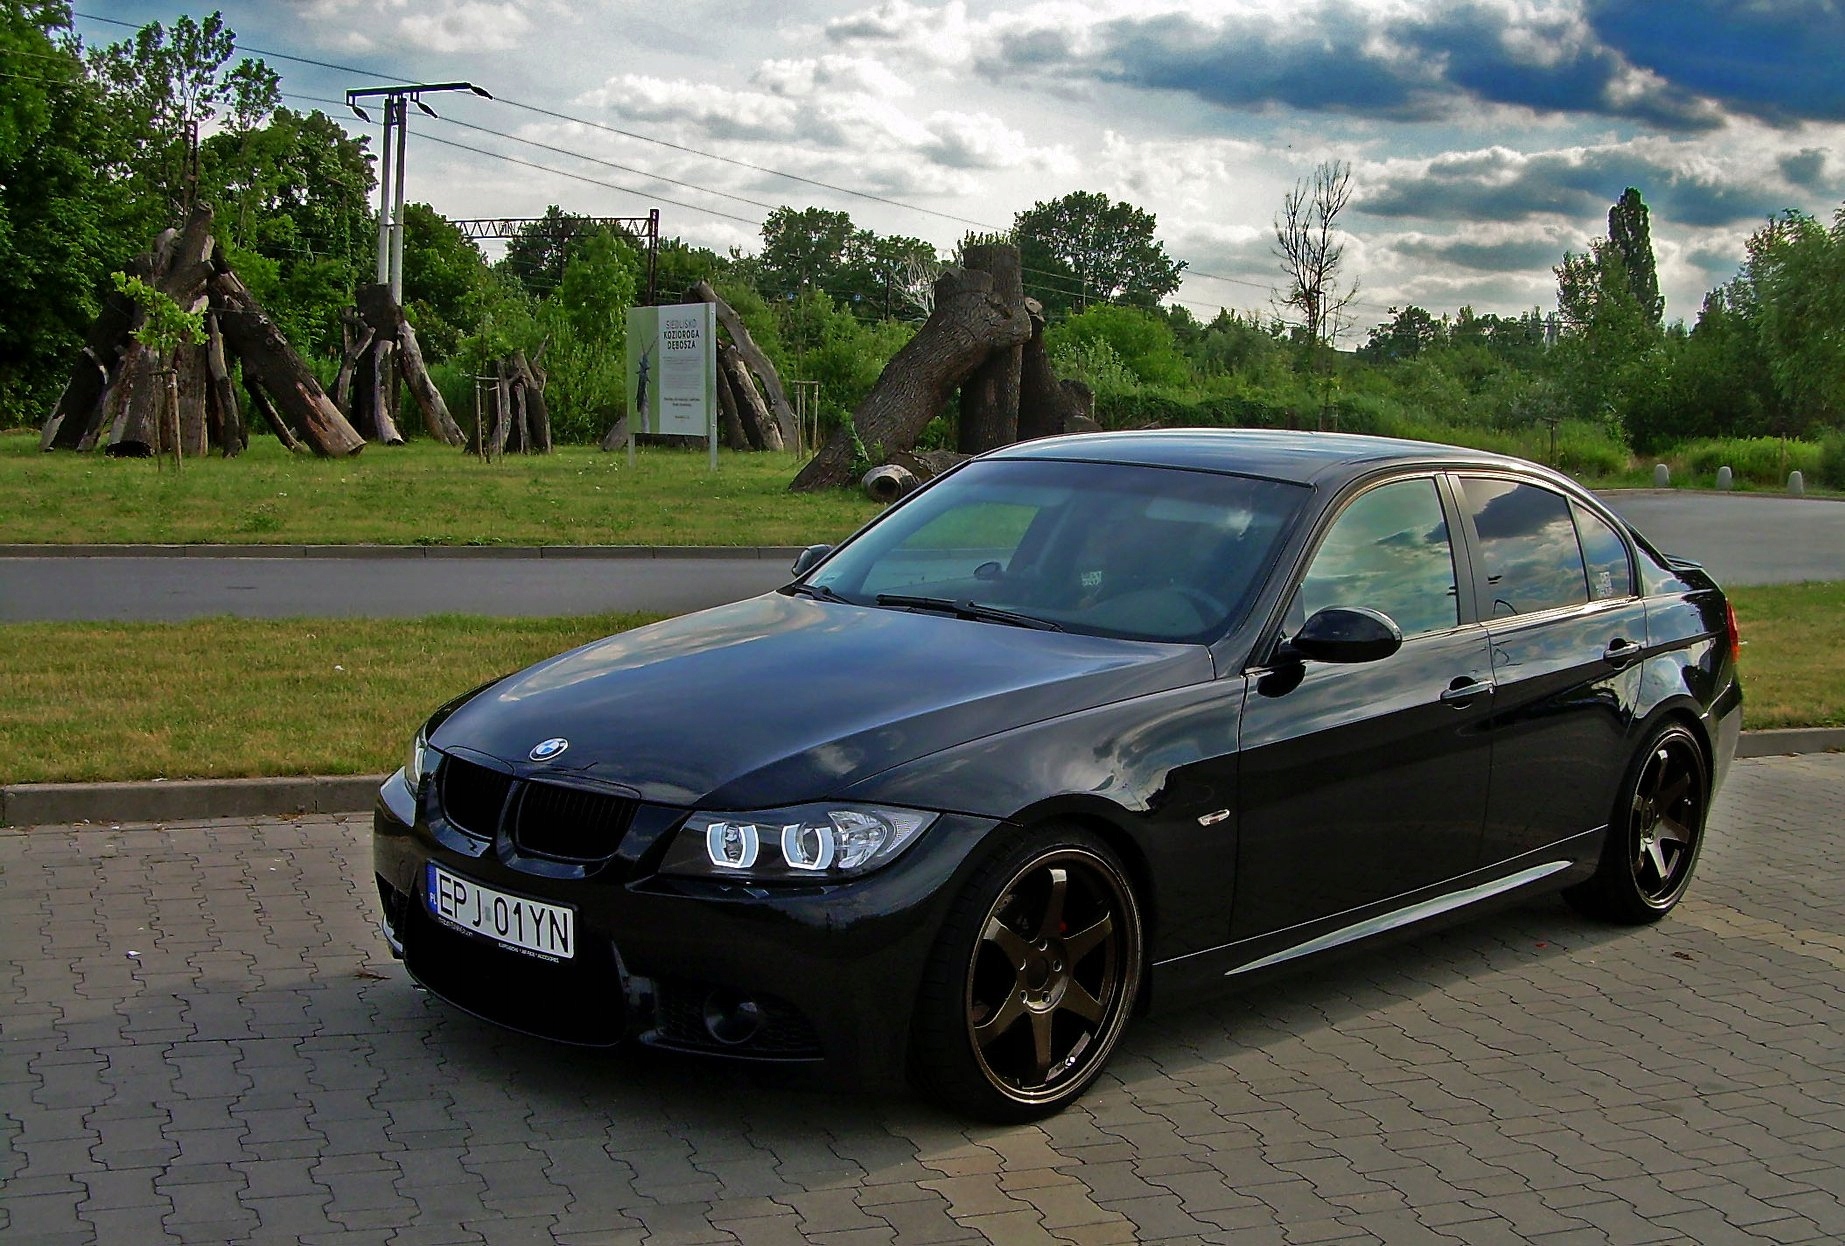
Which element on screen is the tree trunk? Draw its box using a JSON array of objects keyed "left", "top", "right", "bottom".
[
  {"left": 957, "top": 244, "right": 1024, "bottom": 453},
  {"left": 893, "top": 448, "right": 971, "bottom": 482},
  {"left": 599, "top": 417, "right": 630, "bottom": 451},
  {"left": 1018, "top": 298, "right": 1080, "bottom": 441},
  {"left": 174, "top": 341, "right": 210, "bottom": 458},
  {"left": 106, "top": 206, "right": 219, "bottom": 458},
  {"left": 690, "top": 279, "right": 798, "bottom": 446},
  {"left": 42, "top": 253, "right": 152, "bottom": 450},
  {"left": 100, "top": 345, "right": 159, "bottom": 457},
  {"left": 211, "top": 264, "right": 364, "bottom": 457},
  {"left": 400, "top": 315, "right": 464, "bottom": 445},
  {"left": 205, "top": 313, "right": 244, "bottom": 456},
  {"left": 790, "top": 267, "right": 1031, "bottom": 492},
  {"left": 719, "top": 339, "right": 781, "bottom": 451},
  {"left": 511, "top": 350, "right": 550, "bottom": 452},
  {"left": 243, "top": 373, "right": 303, "bottom": 453},
  {"left": 334, "top": 315, "right": 372, "bottom": 417},
  {"left": 714, "top": 357, "right": 749, "bottom": 450},
  {"left": 491, "top": 366, "right": 513, "bottom": 456}
]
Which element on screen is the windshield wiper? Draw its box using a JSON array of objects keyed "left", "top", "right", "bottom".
[
  {"left": 875, "top": 593, "right": 1063, "bottom": 631},
  {"left": 785, "top": 581, "right": 850, "bottom": 603}
]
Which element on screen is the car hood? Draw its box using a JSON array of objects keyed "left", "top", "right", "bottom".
[{"left": 431, "top": 592, "right": 1212, "bottom": 809}]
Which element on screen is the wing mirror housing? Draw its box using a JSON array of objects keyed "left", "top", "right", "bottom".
[
  {"left": 790, "top": 544, "right": 833, "bottom": 577},
  {"left": 1278, "top": 606, "right": 1403, "bottom": 665}
]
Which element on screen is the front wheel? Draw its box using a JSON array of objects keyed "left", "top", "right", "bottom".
[
  {"left": 1566, "top": 722, "right": 1709, "bottom": 924},
  {"left": 912, "top": 828, "right": 1144, "bottom": 1121}
]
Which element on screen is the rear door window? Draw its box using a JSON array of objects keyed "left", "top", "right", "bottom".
[{"left": 1458, "top": 478, "right": 1589, "bottom": 617}]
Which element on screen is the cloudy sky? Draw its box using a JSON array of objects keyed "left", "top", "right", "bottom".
[{"left": 83, "top": 1, "right": 1845, "bottom": 334}]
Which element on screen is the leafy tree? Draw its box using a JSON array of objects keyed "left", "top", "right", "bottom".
[
  {"left": 755, "top": 206, "right": 855, "bottom": 301},
  {"left": 1046, "top": 304, "right": 1190, "bottom": 387},
  {"left": 652, "top": 236, "right": 726, "bottom": 303},
  {"left": 401, "top": 203, "right": 494, "bottom": 359},
  {"left": 201, "top": 107, "right": 374, "bottom": 358},
  {"left": 86, "top": 9, "right": 278, "bottom": 227},
  {"left": 1743, "top": 207, "right": 1845, "bottom": 432},
  {"left": 0, "top": 0, "right": 128, "bottom": 418},
  {"left": 496, "top": 205, "right": 644, "bottom": 299},
  {"left": 1188, "top": 310, "right": 1288, "bottom": 379},
  {"left": 1607, "top": 187, "right": 1664, "bottom": 328},
  {"left": 1013, "top": 191, "right": 1184, "bottom": 314},
  {"left": 1360, "top": 306, "right": 1444, "bottom": 362}
]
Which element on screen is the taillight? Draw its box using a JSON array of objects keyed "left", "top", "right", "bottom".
[{"left": 1724, "top": 600, "right": 1740, "bottom": 663}]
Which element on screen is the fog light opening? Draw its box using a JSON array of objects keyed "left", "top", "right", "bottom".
[{"left": 702, "top": 990, "right": 765, "bottom": 1046}]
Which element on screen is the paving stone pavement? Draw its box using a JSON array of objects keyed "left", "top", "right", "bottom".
[{"left": 3, "top": 753, "right": 1843, "bottom": 1245}]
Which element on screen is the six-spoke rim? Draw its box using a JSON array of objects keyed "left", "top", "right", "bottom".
[{"left": 963, "top": 847, "right": 1140, "bottom": 1105}]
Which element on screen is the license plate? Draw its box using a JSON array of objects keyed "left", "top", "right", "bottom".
[{"left": 425, "top": 863, "right": 575, "bottom": 960}]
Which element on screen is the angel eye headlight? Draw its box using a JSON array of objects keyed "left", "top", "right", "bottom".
[
  {"left": 663, "top": 804, "right": 936, "bottom": 881},
  {"left": 404, "top": 725, "right": 431, "bottom": 793}
]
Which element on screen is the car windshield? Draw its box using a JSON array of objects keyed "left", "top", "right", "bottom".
[{"left": 806, "top": 457, "right": 1306, "bottom": 642}]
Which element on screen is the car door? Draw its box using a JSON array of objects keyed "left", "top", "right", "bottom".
[
  {"left": 1454, "top": 476, "right": 1645, "bottom": 864},
  {"left": 1233, "top": 475, "right": 1493, "bottom": 940}
]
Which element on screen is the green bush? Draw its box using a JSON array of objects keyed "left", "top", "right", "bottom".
[
  {"left": 1819, "top": 433, "right": 1845, "bottom": 490},
  {"left": 1677, "top": 437, "right": 1822, "bottom": 486}
]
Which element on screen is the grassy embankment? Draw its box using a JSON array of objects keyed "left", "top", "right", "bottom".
[
  {"left": 0, "top": 582, "right": 1834, "bottom": 786},
  {"left": 0, "top": 430, "right": 879, "bottom": 547}
]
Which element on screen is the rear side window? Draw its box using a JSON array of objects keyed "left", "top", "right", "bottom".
[
  {"left": 1573, "top": 502, "right": 1633, "bottom": 600},
  {"left": 1297, "top": 478, "right": 1459, "bottom": 637},
  {"left": 1459, "top": 478, "right": 1589, "bottom": 617}
]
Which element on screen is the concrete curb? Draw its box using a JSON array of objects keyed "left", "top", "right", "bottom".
[
  {"left": 5, "top": 729, "right": 1840, "bottom": 828},
  {"left": 0, "top": 544, "right": 808, "bottom": 561},
  {"left": 1, "top": 775, "right": 387, "bottom": 829}
]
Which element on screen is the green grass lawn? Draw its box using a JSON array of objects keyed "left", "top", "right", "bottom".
[
  {"left": 0, "top": 430, "right": 880, "bottom": 547},
  {"left": 0, "top": 583, "right": 1833, "bottom": 786}
]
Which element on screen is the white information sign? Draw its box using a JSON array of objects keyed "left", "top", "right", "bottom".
[{"left": 627, "top": 303, "right": 718, "bottom": 468}]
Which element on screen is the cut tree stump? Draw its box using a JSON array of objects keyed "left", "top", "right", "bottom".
[
  {"left": 691, "top": 279, "right": 797, "bottom": 447},
  {"left": 211, "top": 262, "right": 364, "bottom": 457}
]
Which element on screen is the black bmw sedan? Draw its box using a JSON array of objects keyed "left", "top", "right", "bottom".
[{"left": 373, "top": 429, "right": 1742, "bottom": 1120}]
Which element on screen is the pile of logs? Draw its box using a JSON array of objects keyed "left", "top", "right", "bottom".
[
  {"left": 39, "top": 204, "right": 366, "bottom": 459},
  {"left": 789, "top": 243, "right": 1095, "bottom": 492},
  {"left": 467, "top": 349, "right": 552, "bottom": 457},
  {"left": 337, "top": 284, "right": 466, "bottom": 447}
]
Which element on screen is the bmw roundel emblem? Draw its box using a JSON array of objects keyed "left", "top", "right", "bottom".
[{"left": 529, "top": 737, "right": 570, "bottom": 762}]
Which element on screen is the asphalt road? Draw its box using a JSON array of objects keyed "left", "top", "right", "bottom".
[
  {"left": 5, "top": 753, "right": 1844, "bottom": 1243},
  {"left": 0, "top": 552, "right": 797, "bottom": 622},
  {"left": 0, "top": 491, "right": 1838, "bottom": 622}
]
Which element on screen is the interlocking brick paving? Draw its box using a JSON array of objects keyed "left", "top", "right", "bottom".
[{"left": 3, "top": 754, "right": 1842, "bottom": 1244}]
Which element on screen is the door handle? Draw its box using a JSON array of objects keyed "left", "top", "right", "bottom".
[
  {"left": 1603, "top": 638, "right": 1642, "bottom": 667},
  {"left": 1440, "top": 677, "right": 1493, "bottom": 705}
]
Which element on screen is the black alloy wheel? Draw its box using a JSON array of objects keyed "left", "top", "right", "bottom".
[
  {"left": 1567, "top": 722, "right": 1709, "bottom": 924},
  {"left": 914, "top": 830, "right": 1143, "bottom": 1121}
]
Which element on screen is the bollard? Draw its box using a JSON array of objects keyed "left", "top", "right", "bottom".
[
  {"left": 1653, "top": 463, "right": 1671, "bottom": 488},
  {"left": 1788, "top": 470, "right": 1805, "bottom": 496},
  {"left": 1716, "top": 465, "right": 1733, "bottom": 490}
]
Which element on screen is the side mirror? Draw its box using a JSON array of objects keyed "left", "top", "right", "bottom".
[
  {"left": 1279, "top": 606, "right": 1403, "bottom": 665},
  {"left": 790, "top": 544, "right": 833, "bottom": 577}
]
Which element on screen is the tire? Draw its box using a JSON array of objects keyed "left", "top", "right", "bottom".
[
  {"left": 911, "top": 826, "right": 1144, "bottom": 1122},
  {"left": 1565, "top": 722, "right": 1709, "bottom": 924}
]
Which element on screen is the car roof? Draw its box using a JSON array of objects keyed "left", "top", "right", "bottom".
[{"left": 990, "top": 428, "right": 1550, "bottom": 489}]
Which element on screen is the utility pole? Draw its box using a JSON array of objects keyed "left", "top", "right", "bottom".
[
  {"left": 345, "top": 82, "right": 490, "bottom": 441},
  {"left": 346, "top": 82, "right": 492, "bottom": 303}
]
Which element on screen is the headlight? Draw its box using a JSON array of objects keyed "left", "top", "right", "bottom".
[
  {"left": 404, "top": 725, "right": 431, "bottom": 793},
  {"left": 660, "top": 804, "right": 936, "bottom": 881}
]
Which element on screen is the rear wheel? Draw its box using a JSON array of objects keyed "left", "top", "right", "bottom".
[
  {"left": 912, "top": 828, "right": 1143, "bottom": 1121},
  {"left": 1566, "top": 722, "right": 1708, "bottom": 924}
]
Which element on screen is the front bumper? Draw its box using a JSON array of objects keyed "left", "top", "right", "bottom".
[{"left": 371, "top": 768, "right": 998, "bottom": 1088}]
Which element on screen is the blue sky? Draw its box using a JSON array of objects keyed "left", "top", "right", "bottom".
[{"left": 77, "top": 0, "right": 1845, "bottom": 334}]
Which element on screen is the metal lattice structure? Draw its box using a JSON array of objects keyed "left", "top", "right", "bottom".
[{"left": 451, "top": 210, "right": 661, "bottom": 304}]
